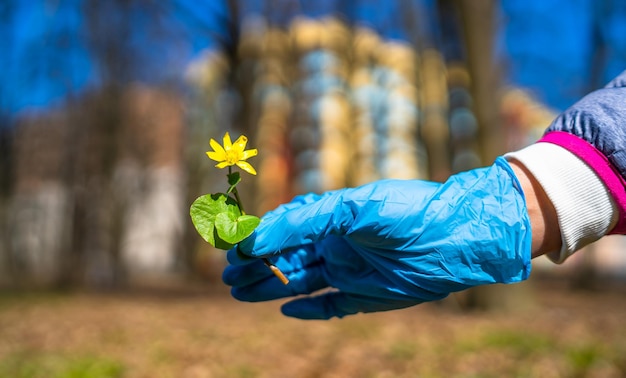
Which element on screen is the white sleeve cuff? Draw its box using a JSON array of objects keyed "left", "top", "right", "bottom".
[{"left": 505, "top": 143, "right": 618, "bottom": 263}]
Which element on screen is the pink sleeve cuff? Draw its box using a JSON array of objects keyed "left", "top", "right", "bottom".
[{"left": 539, "top": 131, "right": 626, "bottom": 234}]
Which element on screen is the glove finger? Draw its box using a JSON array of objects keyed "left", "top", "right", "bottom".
[
  {"left": 226, "top": 192, "right": 336, "bottom": 266},
  {"left": 223, "top": 247, "right": 321, "bottom": 287},
  {"left": 238, "top": 188, "right": 355, "bottom": 258},
  {"left": 230, "top": 261, "right": 328, "bottom": 302},
  {"left": 226, "top": 244, "right": 257, "bottom": 266},
  {"left": 281, "top": 292, "right": 424, "bottom": 320},
  {"left": 222, "top": 259, "right": 271, "bottom": 287}
]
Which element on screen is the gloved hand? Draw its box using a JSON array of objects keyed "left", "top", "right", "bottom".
[{"left": 222, "top": 157, "right": 532, "bottom": 319}]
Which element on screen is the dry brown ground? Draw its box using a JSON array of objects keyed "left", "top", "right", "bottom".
[{"left": 1, "top": 278, "right": 626, "bottom": 378}]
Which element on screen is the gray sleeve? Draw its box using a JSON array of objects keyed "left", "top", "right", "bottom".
[{"left": 545, "top": 70, "right": 626, "bottom": 180}]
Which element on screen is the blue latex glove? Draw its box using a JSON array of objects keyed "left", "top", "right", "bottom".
[{"left": 222, "top": 157, "right": 532, "bottom": 319}]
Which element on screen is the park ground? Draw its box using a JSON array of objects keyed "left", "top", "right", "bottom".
[{"left": 0, "top": 278, "right": 626, "bottom": 378}]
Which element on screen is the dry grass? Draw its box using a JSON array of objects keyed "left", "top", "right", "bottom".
[{"left": 0, "top": 279, "right": 625, "bottom": 378}]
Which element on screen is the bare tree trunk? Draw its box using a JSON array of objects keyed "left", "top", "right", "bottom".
[
  {"left": 458, "top": 0, "right": 504, "bottom": 164},
  {"left": 420, "top": 49, "right": 452, "bottom": 182},
  {"left": 0, "top": 126, "right": 14, "bottom": 287}
]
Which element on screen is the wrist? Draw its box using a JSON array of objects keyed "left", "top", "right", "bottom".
[
  {"left": 507, "top": 160, "right": 561, "bottom": 258},
  {"left": 506, "top": 143, "right": 618, "bottom": 263}
]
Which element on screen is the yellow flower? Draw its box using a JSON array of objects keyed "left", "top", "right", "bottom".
[{"left": 206, "top": 132, "right": 258, "bottom": 175}]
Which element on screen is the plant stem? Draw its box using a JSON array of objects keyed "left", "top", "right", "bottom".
[
  {"left": 263, "top": 259, "right": 290, "bottom": 285},
  {"left": 229, "top": 167, "right": 246, "bottom": 214}
]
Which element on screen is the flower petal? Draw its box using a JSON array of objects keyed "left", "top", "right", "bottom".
[
  {"left": 209, "top": 138, "right": 226, "bottom": 156},
  {"left": 216, "top": 161, "right": 231, "bottom": 169},
  {"left": 241, "top": 148, "right": 258, "bottom": 160},
  {"left": 223, "top": 132, "right": 232, "bottom": 150},
  {"left": 236, "top": 161, "right": 257, "bottom": 175},
  {"left": 206, "top": 151, "right": 225, "bottom": 162},
  {"left": 233, "top": 135, "right": 248, "bottom": 153}
]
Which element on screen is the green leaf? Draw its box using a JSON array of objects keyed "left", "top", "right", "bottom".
[
  {"left": 189, "top": 193, "right": 241, "bottom": 250},
  {"left": 215, "top": 212, "right": 261, "bottom": 244},
  {"left": 227, "top": 171, "right": 241, "bottom": 194}
]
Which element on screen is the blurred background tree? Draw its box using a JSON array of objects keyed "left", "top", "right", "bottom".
[{"left": 1, "top": 0, "right": 626, "bottom": 303}]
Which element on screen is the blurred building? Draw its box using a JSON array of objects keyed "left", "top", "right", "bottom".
[{"left": 1, "top": 0, "right": 207, "bottom": 287}]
